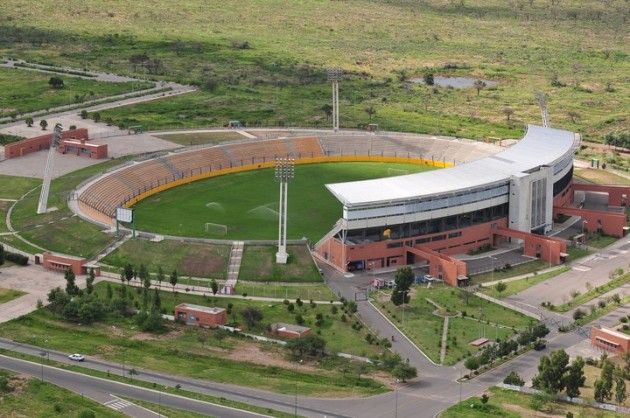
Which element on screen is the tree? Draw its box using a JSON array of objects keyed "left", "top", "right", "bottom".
[
  {"left": 503, "top": 371, "right": 525, "bottom": 386},
  {"left": 106, "top": 283, "right": 113, "bottom": 300},
  {"left": 39, "top": 119, "right": 48, "bottom": 130},
  {"left": 198, "top": 334, "right": 208, "bottom": 347},
  {"left": 480, "top": 393, "right": 489, "bottom": 409},
  {"left": 459, "top": 287, "right": 473, "bottom": 306},
  {"left": 495, "top": 281, "right": 507, "bottom": 297},
  {"left": 321, "top": 104, "right": 333, "bottom": 120},
  {"left": 86, "top": 268, "right": 95, "bottom": 295},
  {"left": 564, "top": 356, "right": 585, "bottom": 399},
  {"left": 473, "top": 79, "right": 487, "bottom": 96},
  {"left": 391, "top": 266, "right": 414, "bottom": 306},
  {"left": 594, "top": 378, "right": 606, "bottom": 403},
  {"left": 47, "top": 286, "right": 70, "bottom": 316},
  {"left": 285, "top": 334, "right": 326, "bottom": 357},
  {"left": 48, "top": 76, "right": 64, "bottom": 88},
  {"left": 150, "top": 288, "right": 161, "bottom": 314},
  {"left": 424, "top": 71, "right": 435, "bottom": 86},
  {"left": 465, "top": 357, "right": 480, "bottom": 374},
  {"left": 532, "top": 349, "right": 569, "bottom": 394},
  {"left": 80, "top": 110, "right": 88, "bottom": 119},
  {"left": 241, "top": 307, "right": 263, "bottom": 328},
  {"left": 210, "top": 278, "right": 218, "bottom": 295},
  {"left": 65, "top": 268, "right": 79, "bottom": 296},
  {"left": 615, "top": 373, "right": 627, "bottom": 405},
  {"left": 92, "top": 112, "right": 101, "bottom": 123},
  {"left": 503, "top": 107, "right": 514, "bottom": 122},
  {"left": 392, "top": 361, "right": 417, "bottom": 382},
  {"left": 567, "top": 110, "right": 580, "bottom": 123},
  {"left": 364, "top": 106, "right": 376, "bottom": 120},
  {"left": 124, "top": 263, "right": 134, "bottom": 285},
  {"left": 152, "top": 266, "right": 163, "bottom": 288},
  {"left": 25, "top": 117, "right": 34, "bottom": 127},
  {"left": 169, "top": 269, "right": 178, "bottom": 292},
  {"left": 599, "top": 359, "right": 614, "bottom": 401}
]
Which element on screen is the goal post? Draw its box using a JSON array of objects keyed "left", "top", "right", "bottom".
[{"left": 205, "top": 222, "right": 228, "bottom": 236}]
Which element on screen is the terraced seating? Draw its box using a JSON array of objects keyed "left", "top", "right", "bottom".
[
  {"left": 288, "top": 137, "right": 325, "bottom": 159},
  {"left": 225, "top": 139, "right": 292, "bottom": 165},
  {"left": 166, "top": 147, "right": 232, "bottom": 177}
]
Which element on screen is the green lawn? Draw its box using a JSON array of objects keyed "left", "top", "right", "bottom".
[
  {"left": 470, "top": 259, "right": 548, "bottom": 284},
  {"left": 0, "top": 287, "right": 25, "bottom": 304},
  {"left": 0, "top": 369, "right": 126, "bottom": 418},
  {"left": 0, "top": 175, "right": 41, "bottom": 199},
  {"left": 101, "top": 239, "right": 231, "bottom": 279},
  {"left": 2, "top": 1, "right": 627, "bottom": 139},
  {"left": 375, "top": 285, "right": 534, "bottom": 365},
  {"left": 441, "top": 386, "right": 626, "bottom": 418},
  {"left": 0, "top": 66, "right": 152, "bottom": 117},
  {"left": 0, "top": 200, "right": 12, "bottom": 233},
  {"left": 239, "top": 245, "right": 322, "bottom": 283},
  {"left": 0, "top": 282, "right": 386, "bottom": 396},
  {"left": 478, "top": 267, "right": 571, "bottom": 299},
  {"left": 130, "top": 162, "right": 435, "bottom": 241}
]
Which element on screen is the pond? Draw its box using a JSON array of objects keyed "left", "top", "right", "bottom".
[{"left": 409, "top": 76, "right": 497, "bottom": 89}]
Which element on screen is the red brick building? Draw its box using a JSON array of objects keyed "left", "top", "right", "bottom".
[
  {"left": 4, "top": 129, "right": 89, "bottom": 158},
  {"left": 41, "top": 251, "right": 100, "bottom": 276},
  {"left": 59, "top": 138, "right": 108, "bottom": 159},
  {"left": 269, "top": 323, "right": 311, "bottom": 339},
  {"left": 591, "top": 326, "right": 630, "bottom": 354},
  {"left": 174, "top": 304, "right": 227, "bottom": 328}
]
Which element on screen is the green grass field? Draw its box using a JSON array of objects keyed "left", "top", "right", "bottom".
[
  {"left": 0, "top": 287, "right": 25, "bottom": 304},
  {"left": 0, "top": 0, "right": 626, "bottom": 139},
  {"left": 478, "top": 267, "right": 571, "bottom": 299},
  {"left": 130, "top": 162, "right": 435, "bottom": 240},
  {"left": 0, "top": 67, "right": 152, "bottom": 117},
  {"left": 375, "top": 285, "right": 534, "bottom": 365},
  {"left": 0, "top": 174, "right": 41, "bottom": 199}
]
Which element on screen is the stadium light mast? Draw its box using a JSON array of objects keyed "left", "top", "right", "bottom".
[
  {"left": 327, "top": 68, "right": 343, "bottom": 132},
  {"left": 535, "top": 90, "right": 550, "bottom": 128},
  {"left": 37, "top": 123, "right": 62, "bottom": 214},
  {"left": 275, "top": 157, "right": 294, "bottom": 264}
]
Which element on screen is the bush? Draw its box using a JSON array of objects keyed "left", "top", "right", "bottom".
[
  {"left": 5, "top": 252, "right": 28, "bottom": 265},
  {"left": 503, "top": 371, "right": 525, "bottom": 386},
  {"left": 573, "top": 309, "right": 585, "bottom": 320}
]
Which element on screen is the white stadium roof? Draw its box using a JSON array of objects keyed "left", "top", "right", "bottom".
[{"left": 326, "top": 125, "right": 578, "bottom": 207}]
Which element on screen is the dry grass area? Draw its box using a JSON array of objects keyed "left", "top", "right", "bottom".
[{"left": 574, "top": 168, "right": 630, "bottom": 185}]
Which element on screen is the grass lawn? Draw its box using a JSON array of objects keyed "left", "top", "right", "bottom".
[
  {"left": 0, "top": 175, "right": 41, "bottom": 199},
  {"left": 0, "top": 66, "right": 152, "bottom": 117},
  {"left": 235, "top": 283, "right": 336, "bottom": 302},
  {"left": 239, "top": 245, "right": 322, "bottom": 283},
  {"left": 0, "top": 369, "right": 126, "bottom": 417},
  {"left": 130, "top": 162, "right": 435, "bottom": 241},
  {"left": 574, "top": 168, "right": 630, "bottom": 185},
  {"left": 0, "top": 234, "right": 44, "bottom": 254},
  {"left": 478, "top": 267, "right": 571, "bottom": 299},
  {"left": 375, "top": 285, "right": 534, "bottom": 365},
  {"left": 0, "top": 282, "right": 386, "bottom": 396},
  {"left": 0, "top": 200, "right": 12, "bottom": 233},
  {"left": 101, "top": 239, "right": 231, "bottom": 279},
  {"left": 156, "top": 131, "right": 245, "bottom": 146},
  {"left": 584, "top": 234, "right": 618, "bottom": 249},
  {"left": 441, "top": 386, "right": 627, "bottom": 418},
  {"left": 0, "top": 287, "right": 25, "bottom": 304},
  {"left": 553, "top": 273, "right": 630, "bottom": 312},
  {"left": 470, "top": 260, "right": 548, "bottom": 284},
  {"left": 2, "top": 1, "right": 627, "bottom": 139}
]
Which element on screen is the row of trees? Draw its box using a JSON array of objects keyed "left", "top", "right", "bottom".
[
  {"left": 48, "top": 267, "right": 165, "bottom": 332},
  {"left": 604, "top": 131, "right": 630, "bottom": 151}
]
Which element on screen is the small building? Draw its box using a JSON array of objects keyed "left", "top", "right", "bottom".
[
  {"left": 269, "top": 322, "right": 311, "bottom": 339},
  {"left": 59, "top": 138, "right": 108, "bottom": 159},
  {"left": 42, "top": 251, "right": 101, "bottom": 276},
  {"left": 591, "top": 325, "right": 630, "bottom": 354},
  {"left": 4, "top": 129, "right": 89, "bottom": 159},
  {"left": 174, "top": 303, "right": 227, "bottom": 328}
]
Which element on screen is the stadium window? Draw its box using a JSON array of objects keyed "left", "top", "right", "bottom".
[
  {"left": 387, "top": 242, "right": 403, "bottom": 249},
  {"left": 415, "top": 237, "right": 430, "bottom": 244},
  {"left": 448, "top": 231, "right": 462, "bottom": 238},
  {"left": 432, "top": 234, "right": 446, "bottom": 242}
]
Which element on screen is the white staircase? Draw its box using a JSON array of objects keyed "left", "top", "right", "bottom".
[{"left": 223, "top": 241, "right": 244, "bottom": 294}]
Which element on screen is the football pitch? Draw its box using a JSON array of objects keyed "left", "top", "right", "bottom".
[{"left": 131, "top": 162, "right": 437, "bottom": 240}]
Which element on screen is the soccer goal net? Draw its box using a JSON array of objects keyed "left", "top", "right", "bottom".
[{"left": 205, "top": 222, "right": 228, "bottom": 235}]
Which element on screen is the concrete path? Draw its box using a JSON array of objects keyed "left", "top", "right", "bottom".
[{"left": 440, "top": 317, "right": 449, "bottom": 364}]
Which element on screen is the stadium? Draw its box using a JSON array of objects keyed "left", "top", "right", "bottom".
[{"left": 68, "top": 123, "right": 630, "bottom": 286}]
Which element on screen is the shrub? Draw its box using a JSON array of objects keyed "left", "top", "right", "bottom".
[
  {"left": 503, "top": 371, "right": 525, "bottom": 386},
  {"left": 5, "top": 252, "right": 28, "bottom": 265},
  {"left": 573, "top": 309, "right": 585, "bottom": 320}
]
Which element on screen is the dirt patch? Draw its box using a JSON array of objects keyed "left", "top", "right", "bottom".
[
  {"left": 130, "top": 328, "right": 183, "bottom": 341},
  {"left": 502, "top": 403, "right": 560, "bottom": 417},
  {"left": 179, "top": 254, "right": 225, "bottom": 276},
  {"left": 224, "top": 342, "right": 319, "bottom": 370}
]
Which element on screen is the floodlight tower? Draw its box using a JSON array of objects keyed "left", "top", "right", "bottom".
[
  {"left": 275, "top": 157, "right": 294, "bottom": 264},
  {"left": 37, "top": 123, "right": 62, "bottom": 214},
  {"left": 327, "top": 68, "right": 343, "bottom": 132},
  {"left": 535, "top": 90, "right": 550, "bottom": 128}
]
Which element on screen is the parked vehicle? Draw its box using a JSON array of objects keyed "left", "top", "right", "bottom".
[
  {"left": 534, "top": 339, "right": 547, "bottom": 351},
  {"left": 415, "top": 274, "right": 434, "bottom": 284},
  {"left": 68, "top": 353, "right": 85, "bottom": 362},
  {"left": 386, "top": 280, "right": 396, "bottom": 288}
]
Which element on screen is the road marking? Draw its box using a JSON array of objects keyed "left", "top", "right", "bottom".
[
  {"left": 572, "top": 265, "right": 591, "bottom": 272},
  {"left": 104, "top": 397, "right": 134, "bottom": 411}
]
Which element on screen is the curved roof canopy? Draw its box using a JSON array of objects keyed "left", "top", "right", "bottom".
[{"left": 326, "top": 125, "right": 578, "bottom": 207}]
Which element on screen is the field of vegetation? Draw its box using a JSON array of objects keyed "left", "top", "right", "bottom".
[
  {"left": 0, "top": 281, "right": 389, "bottom": 397},
  {"left": 129, "top": 162, "right": 435, "bottom": 240},
  {"left": 375, "top": 284, "right": 535, "bottom": 365},
  {"left": 0, "top": 0, "right": 626, "bottom": 139}
]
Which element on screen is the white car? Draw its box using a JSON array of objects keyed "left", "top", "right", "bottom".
[{"left": 68, "top": 354, "right": 85, "bottom": 362}]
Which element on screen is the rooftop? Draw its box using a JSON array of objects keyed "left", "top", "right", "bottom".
[
  {"left": 326, "top": 125, "right": 578, "bottom": 207},
  {"left": 176, "top": 303, "right": 225, "bottom": 314}
]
